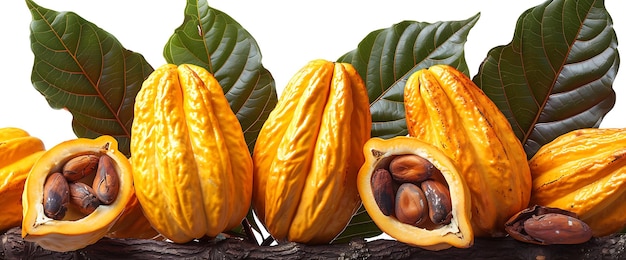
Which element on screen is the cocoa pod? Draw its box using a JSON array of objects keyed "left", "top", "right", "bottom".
[
  {"left": 421, "top": 179, "right": 452, "bottom": 225},
  {"left": 22, "top": 136, "right": 136, "bottom": 252},
  {"left": 389, "top": 154, "right": 434, "bottom": 183},
  {"left": 529, "top": 128, "right": 626, "bottom": 237},
  {"left": 395, "top": 183, "right": 428, "bottom": 226},
  {"left": 404, "top": 65, "right": 531, "bottom": 237},
  {"left": 69, "top": 182, "right": 100, "bottom": 214},
  {"left": 92, "top": 154, "right": 119, "bottom": 205},
  {"left": 524, "top": 213, "right": 592, "bottom": 245},
  {"left": 62, "top": 154, "right": 100, "bottom": 182},
  {"left": 371, "top": 168, "right": 395, "bottom": 216},
  {"left": 132, "top": 64, "right": 254, "bottom": 243},
  {"left": 43, "top": 172, "right": 70, "bottom": 220},
  {"left": 357, "top": 137, "right": 474, "bottom": 250}
]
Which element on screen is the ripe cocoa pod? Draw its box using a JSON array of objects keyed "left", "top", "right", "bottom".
[
  {"left": 358, "top": 136, "right": 473, "bottom": 250},
  {"left": 252, "top": 59, "right": 371, "bottom": 244},
  {"left": 0, "top": 127, "right": 45, "bottom": 232},
  {"left": 529, "top": 128, "right": 626, "bottom": 237},
  {"left": 22, "top": 136, "right": 134, "bottom": 252},
  {"left": 105, "top": 192, "right": 162, "bottom": 240},
  {"left": 404, "top": 64, "right": 531, "bottom": 237},
  {"left": 131, "top": 64, "right": 253, "bottom": 243}
]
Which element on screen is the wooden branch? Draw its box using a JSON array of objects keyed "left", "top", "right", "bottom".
[{"left": 2, "top": 227, "right": 625, "bottom": 259}]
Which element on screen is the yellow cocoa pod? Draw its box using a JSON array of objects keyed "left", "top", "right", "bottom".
[
  {"left": 22, "top": 136, "right": 133, "bottom": 252},
  {"left": 106, "top": 192, "right": 161, "bottom": 240},
  {"left": 131, "top": 64, "right": 253, "bottom": 243},
  {"left": 529, "top": 128, "right": 626, "bottom": 237},
  {"left": 106, "top": 156, "right": 160, "bottom": 240},
  {"left": 358, "top": 136, "right": 473, "bottom": 250},
  {"left": 252, "top": 59, "right": 371, "bottom": 244},
  {"left": 0, "top": 127, "right": 45, "bottom": 232},
  {"left": 404, "top": 65, "right": 531, "bottom": 237}
]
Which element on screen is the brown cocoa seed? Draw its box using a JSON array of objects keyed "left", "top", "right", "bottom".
[
  {"left": 389, "top": 154, "right": 434, "bottom": 183},
  {"left": 62, "top": 154, "right": 100, "bottom": 182},
  {"left": 43, "top": 172, "right": 70, "bottom": 220},
  {"left": 371, "top": 168, "right": 395, "bottom": 216},
  {"left": 69, "top": 182, "right": 101, "bottom": 214},
  {"left": 395, "top": 183, "right": 428, "bottom": 226},
  {"left": 92, "top": 154, "right": 120, "bottom": 205},
  {"left": 523, "top": 213, "right": 593, "bottom": 245},
  {"left": 421, "top": 179, "right": 452, "bottom": 225}
]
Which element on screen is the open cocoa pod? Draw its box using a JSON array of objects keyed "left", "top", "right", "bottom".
[
  {"left": 21, "top": 135, "right": 134, "bottom": 252},
  {"left": 357, "top": 136, "right": 473, "bottom": 251}
]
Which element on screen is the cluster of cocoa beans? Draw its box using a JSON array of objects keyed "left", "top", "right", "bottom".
[
  {"left": 371, "top": 154, "right": 453, "bottom": 228},
  {"left": 43, "top": 154, "right": 119, "bottom": 220}
]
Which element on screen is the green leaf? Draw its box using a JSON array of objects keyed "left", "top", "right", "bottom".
[
  {"left": 163, "top": 0, "right": 278, "bottom": 153},
  {"left": 332, "top": 205, "right": 382, "bottom": 244},
  {"left": 473, "top": 0, "right": 618, "bottom": 159},
  {"left": 338, "top": 14, "right": 480, "bottom": 139},
  {"left": 26, "top": 0, "right": 153, "bottom": 157},
  {"left": 335, "top": 15, "right": 479, "bottom": 241}
]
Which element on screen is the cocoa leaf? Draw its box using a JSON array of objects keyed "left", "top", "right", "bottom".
[
  {"left": 163, "top": 0, "right": 278, "bottom": 154},
  {"left": 26, "top": 0, "right": 153, "bottom": 157},
  {"left": 332, "top": 205, "right": 381, "bottom": 244},
  {"left": 473, "top": 0, "right": 619, "bottom": 159},
  {"left": 338, "top": 14, "right": 480, "bottom": 139}
]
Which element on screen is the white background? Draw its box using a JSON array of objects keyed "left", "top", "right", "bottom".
[
  {"left": 1, "top": 0, "right": 624, "bottom": 149},
  {"left": 0, "top": 0, "right": 624, "bottom": 243}
]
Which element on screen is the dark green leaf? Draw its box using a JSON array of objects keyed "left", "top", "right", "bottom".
[
  {"left": 26, "top": 0, "right": 153, "bottom": 156},
  {"left": 335, "top": 15, "right": 479, "bottom": 241},
  {"left": 332, "top": 205, "right": 382, "bottom": 244},
  {"left": 163, "top": 0, "right": 278, "bottom": 153},
  {"left": 338, "top": 14, "right": 480, "bottom": 139},
  {"left": 473, "top": 0, "right": 618, "bottom": 159}
]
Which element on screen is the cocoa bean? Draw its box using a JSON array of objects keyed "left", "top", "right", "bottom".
[
  {"left": 92, "top": 154, "right": 119, "bottom": 205},
  {"left": 69, "top": 182, "right": 100, "bottom": 214},
  {"left": 523, "top": 213, "right": 593, "bottom": 245},
  {"left": 371, "top": 168, "right": 395, "bottom": 216},
  {"left": 43, "top": 172, "right": 70, "bottom": 220},
  {"left": 394, "top": 183, "right": 428, "bottom": 226},
  {"left": 389, "top": 154, "right": 434, "bottom": 183},
  {"left": 421, "top": 179, "right": 452, "bottom": 225},
  {"left": 62, "top": 154, "right": 100, "bottom": 182}
]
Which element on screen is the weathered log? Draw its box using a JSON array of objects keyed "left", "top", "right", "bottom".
[{"left": 2, "top": 227, "right": 625, "bottom": 259}]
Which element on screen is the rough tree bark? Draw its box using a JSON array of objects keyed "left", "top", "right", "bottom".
[{"left": 2, "top": 227, "right": 625, "bottom": 259}]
